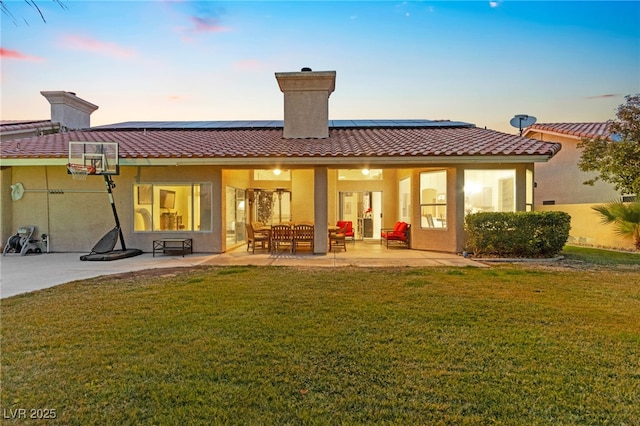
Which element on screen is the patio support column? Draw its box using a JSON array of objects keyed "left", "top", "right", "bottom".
[
  {"left": 211, "top": 167, "right": 224, "bottom": 253},
  {"left": 314, "top": 166, "right": 328, "bottom": 254},
  {"left": 454, "top": 166, "right": 466, "bottom": 253}
]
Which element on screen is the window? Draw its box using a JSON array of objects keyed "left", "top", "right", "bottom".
[
  {"left": 526, "top": 169, "right": 534, "bottom": 212},
  {"left": 254, "top": 169, "right": 291, "bottom": 181},
  {"left": 133, "top": 183, "right": 211, "bottom": 232},
  {"left": 252, "top": 189, "right": 291, "bottom": 224},
  {"left": 420, "top": 171, "right": 447, "bottom": 229},
  {"left": 464, "top": 170, "right": 515, "bottom": 214},
  {"left": 338, "top": 169, "right": 383, "bottom": 180},
  {"left": 399, "top": 177, "right": 411, "bottom": 224},
  {"left": 226, "top": 187, "right": 246, "bottom": 245}
]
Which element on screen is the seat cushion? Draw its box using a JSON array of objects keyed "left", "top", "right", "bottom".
[{"left": 382, "top": 222, "right": 409, "bottom": 241}]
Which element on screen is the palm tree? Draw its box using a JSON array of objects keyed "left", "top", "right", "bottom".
[{"left": 592, "top": 199, "right": 640, "bottom": 250}]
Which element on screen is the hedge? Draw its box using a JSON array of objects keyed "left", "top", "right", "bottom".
[{"left": 464, "top": 211, "right": 571, "bottom": 258}]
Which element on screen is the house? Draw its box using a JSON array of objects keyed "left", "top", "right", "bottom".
[
  {"left": 522, "top": 122, "right": 634, "bottom": 250},
  {"left": 1, "top": 91, "right": 98, "bottom": 143},
  {"left": 1, "top": 69, "right": 561, "bottom": 255}
]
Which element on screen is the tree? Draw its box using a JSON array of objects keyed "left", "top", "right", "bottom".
[
  {"left": 592, "top": 199, "right": 640, "bottom": 250},
  {"left": 1, "top": 0, "right": 67, "bottom": 26},
  {"left": 578, "top": 94, "right": 640, "bottom": 196}
]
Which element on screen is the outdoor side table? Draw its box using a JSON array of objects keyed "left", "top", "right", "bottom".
[{"left": 153, "top": 238, "right": 193, "bottom": 257}]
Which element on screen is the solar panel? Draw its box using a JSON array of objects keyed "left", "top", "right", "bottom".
[{"left": 92, "top": 119, "right": 473, "bottom": 130}]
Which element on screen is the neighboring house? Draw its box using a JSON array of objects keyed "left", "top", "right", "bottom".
[
  {"left": 523, "top": 122, "right": 634, "bottom": 250},
  {"left": 1, "top": 91, "right": 98, "bottom": 143},
  {"left": 1, "top": 69, "right": 561, "bottom": 255},
  {"left": 0, "top": 120, "right": 61, "bottom": 142}
]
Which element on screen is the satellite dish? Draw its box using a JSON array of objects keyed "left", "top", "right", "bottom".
[
  {"left": 510, "top": 114, "right": 537, "bottom": 135},
  {"left": 11, "top": 182, "right": 25, "bottom": 201}
]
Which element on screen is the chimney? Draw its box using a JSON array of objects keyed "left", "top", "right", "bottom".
[
  {"left": 40, "top": 91, "right": 99, "bottom": 130},
  {"left": 275, "top": 68, "right": 336, "bottom": 139}
]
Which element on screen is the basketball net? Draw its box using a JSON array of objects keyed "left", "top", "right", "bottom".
[{"left": 67, "top": 163, "right": 96, "bottom": 181}]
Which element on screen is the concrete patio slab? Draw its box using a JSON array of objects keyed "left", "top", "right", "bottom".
[{"left": 1, "top": 241, "right": 484, "bottom": 299}]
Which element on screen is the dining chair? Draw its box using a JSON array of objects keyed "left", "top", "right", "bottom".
[
  {"left": 270, "top": 224, "right": 293, "bottom": 253},
  {"left": 245, "top": 224, "right": 269, "bottom": 253},
  {"left": 292, "top": 224, "right": 314, "bottom": 254},
  {"left": 329, "top": 224, "right": 347, "bottom": 252}
]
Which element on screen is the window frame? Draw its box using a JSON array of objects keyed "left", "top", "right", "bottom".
[
  {"left": 133, "top": 182, "right": 212, "bottom": 233},
  {"left": 419, "top": 170, "right": 447, "bottom": 230}
]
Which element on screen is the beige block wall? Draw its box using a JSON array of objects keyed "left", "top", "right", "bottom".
[{"left": 537, "top": 203, "right": 636, "bottom": 251}]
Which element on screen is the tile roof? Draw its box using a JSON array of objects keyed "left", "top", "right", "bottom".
[
  {"left": 524, "top": 122, "right": 610, "bottom": 139},
  {"left": 1, "top": 125, "right": 561, "bottom": 164},
  {"left": 0, "top": 120, "right": 60, "bottom": 133}
]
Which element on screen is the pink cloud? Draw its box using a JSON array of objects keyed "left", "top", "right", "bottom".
[
  {"left": 0, "top": 47, "right": 44, "bottom": 61},
  {"left": 61, "top": 34, "right": 136, "bottom": 58},
  {"left": 190, "top": 16, "right": 229, "bottom": 33},
  {"left": 234, "top": 59, "right": 267, "bottom": 72}
]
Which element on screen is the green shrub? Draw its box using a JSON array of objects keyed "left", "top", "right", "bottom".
[{"left": 465, "top": 211, "right": 571, "bottom": 257}]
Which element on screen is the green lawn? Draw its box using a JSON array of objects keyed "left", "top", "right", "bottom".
[
  {"left": 2, "top": 258, "right": 639, "bottom": 424},
  {"left": 562, "top": 244, "right": 640, "bottom": 266}
]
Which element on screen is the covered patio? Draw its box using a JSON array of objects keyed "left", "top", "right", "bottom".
[{"left": 219, "top": 238, "right": 482, "bottom": 268}]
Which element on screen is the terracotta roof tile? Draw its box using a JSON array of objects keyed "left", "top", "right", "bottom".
[
  {"left": 1, "top": 126, "right": 561, "bottom": 162},
  {"left": 0, "top": 120, "right": 60, "bottom": 134},
  {"left": 525, "top": 122, "right": 610, "bottom": 139}
]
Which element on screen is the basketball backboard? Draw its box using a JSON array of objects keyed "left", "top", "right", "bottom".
[{"left": 68, "top": 141, "right": 119, "bottom": 175}]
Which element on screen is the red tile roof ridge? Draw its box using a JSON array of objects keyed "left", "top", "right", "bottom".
[
  {"left": 526, "top": 122, "right": 610, "bottom": 139},
  {"left": 1, "top": 119, "right": 51, "bottom": 125}
]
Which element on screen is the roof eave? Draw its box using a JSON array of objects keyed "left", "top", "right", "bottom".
[
  {"left": 0, "top": 154, "right": 556, "bottom": 168},
  {"left": 131, "top": 155, "right": 555, "bottom": 167}
]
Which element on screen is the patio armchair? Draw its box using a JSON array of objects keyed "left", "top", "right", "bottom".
[
  {"left": 251, "top": 222, "right": 270, "bottom": 237},
  {"left": 292, "top": 224, "right": 314, "bottom": 254},
  {"left": 380, "top": 222, "right": 411, "bottom": 249},
  {"left": 245, "top": 224, "right": 269, "bottom": 253},
  {"left": 336, "top": 220, "right": 355, "bottom": 243},
  {"left": 329, "top": 224, "right": 348, "bottom": 252}
]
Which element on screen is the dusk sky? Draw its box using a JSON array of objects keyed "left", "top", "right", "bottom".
[{"left": 1, "top": 1, "right": 639, "bottom": 134}]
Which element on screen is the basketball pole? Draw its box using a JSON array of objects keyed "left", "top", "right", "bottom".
[{"left": 103, "top": 174, "right": 127, "bottom": 251}]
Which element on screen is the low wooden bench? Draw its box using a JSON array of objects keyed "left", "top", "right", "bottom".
[{"left": 153, "top": 238, "right": 193, "bottom": 257}]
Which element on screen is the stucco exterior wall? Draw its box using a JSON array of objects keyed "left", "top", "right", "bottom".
[
  {"left": 1, "top": 165, "right": 228, "bottom": 253},
  {"left": 529, "top": 132, "right": 619, "bottom": 205},
  {"left": 2, "top": 162, "right": 542, "bottom": 255},
  {"left": 292, "top": 169, "right": 315, "bottom": 223},
  {"left": 526, "top": 131, "right": 630, "bottom": 250},
  {"left": 125, "top": 165, "right": 223, "bottom": 254},
  {"left": 1, "top": 167, "right": 15, "bottom": 247},
  {"left": 5, "top": 166, "right": 113, "bottom": 252},
  {"left": 537, "top": 203, "right": 635, "bottom": 251}
]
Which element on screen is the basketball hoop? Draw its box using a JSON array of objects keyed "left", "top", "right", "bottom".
[{"left": 67, "top": 163, "right": 96, "bottom": 180}]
